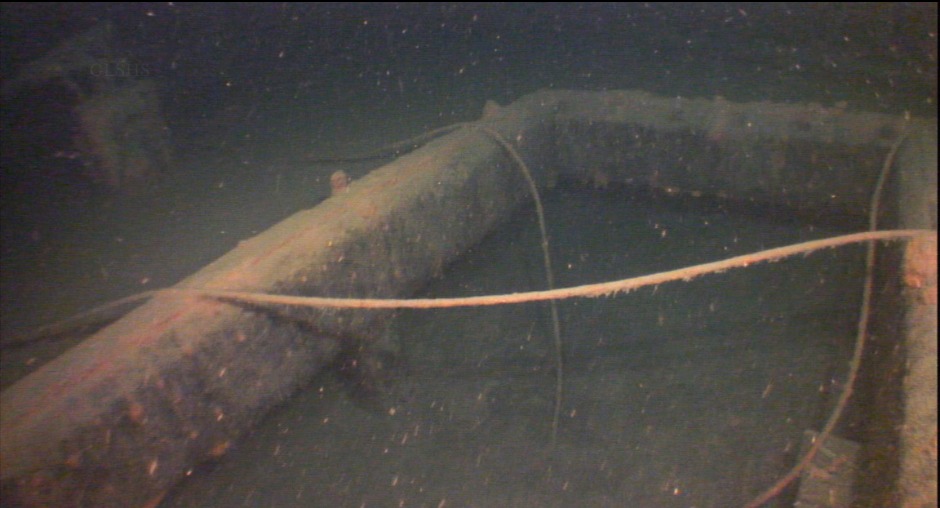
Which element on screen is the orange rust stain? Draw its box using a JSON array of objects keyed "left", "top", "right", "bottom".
[
  {"left": 904, "top": 234, "right": 938, "bottom": 304},
  {"left": 209, "top": 440, "right": 231, "bottom": 458},
  {"left": 127, "top": 400, "right": 146, "bottom": 425},
  {"left": 64, "top": 451, "right": 82, "bottom": 469}
]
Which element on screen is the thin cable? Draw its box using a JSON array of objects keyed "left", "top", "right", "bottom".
[
  {"left": 472, "top": 124, "right": 565, "bottom": 448},
  {"left": 744, "top": 127, "right": 911, "bottom": 507}
]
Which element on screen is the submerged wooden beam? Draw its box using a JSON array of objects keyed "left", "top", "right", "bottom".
[{"left": 0, "top": 94, "right": 558, "bottom": 507}]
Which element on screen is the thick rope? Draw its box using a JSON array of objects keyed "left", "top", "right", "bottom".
[
  {"left": 164, "top": 230, "right": 929, "bottom": 309},
  {"left": 4, "top": 231, "right": 930, "bottom": 347}
]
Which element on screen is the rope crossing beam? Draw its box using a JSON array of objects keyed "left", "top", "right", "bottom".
[{"left": 171, "top": 229, "right": 932, "bottom": 309}]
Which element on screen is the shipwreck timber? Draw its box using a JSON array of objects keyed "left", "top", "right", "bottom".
[{"left": 1, "top": 89, "right": 935, "bottom": 507}]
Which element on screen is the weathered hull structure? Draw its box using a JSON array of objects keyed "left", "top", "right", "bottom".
[{"left": 1, "top": 90, "right": 935, "bottom": 507}]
